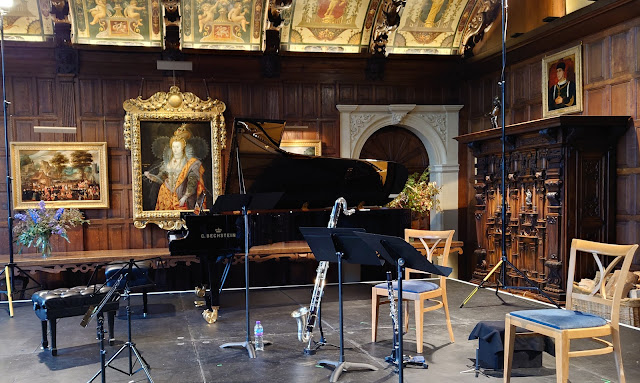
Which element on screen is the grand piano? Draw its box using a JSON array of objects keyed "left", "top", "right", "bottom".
[{"left": 169, "top": 118, "right": 410, "bottom": 315}]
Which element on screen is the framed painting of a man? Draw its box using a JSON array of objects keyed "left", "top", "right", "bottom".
[
  {"left": 123, "top": 86, "right": 227, "bottom": 230},
  {"left": 542, "top": 45, "right": 583, "bottom": 118},
  {"left": 10, "top": 142, "right": 109, "bottom": 209}
]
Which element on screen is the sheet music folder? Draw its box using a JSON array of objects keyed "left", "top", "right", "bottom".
[
  {"left": 355, "top": 232, "right": 452, "bottom": 277},
  {"left": 299, "top": 227, "right": 383, "bottom": 266}
]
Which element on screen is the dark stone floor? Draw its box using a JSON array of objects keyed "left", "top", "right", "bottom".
[{"left": 1, "top": 280, "right": 639, "bottom": 383}]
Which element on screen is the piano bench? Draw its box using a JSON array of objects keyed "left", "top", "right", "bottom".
[
  {"left": 31, "top": 285, "right": 120, "bottom": 356},
  {"left": 104, "top": 261, "right": 154, "bottom": 317}
]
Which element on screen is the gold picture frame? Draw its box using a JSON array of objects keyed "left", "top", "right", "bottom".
[
  {"left": 279, "top": 139, "right": 322, "bottom": 156},
  {"left": 542, "top": 45, "right": 583, "bottom": 118},
  {"left": 123, "top": 86, "right": 227, "bottom": 230},
  {"left": 10, "top": 142, "right": 109, "bottom": 209}
]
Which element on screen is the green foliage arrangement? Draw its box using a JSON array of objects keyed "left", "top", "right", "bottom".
[
  {"left": 388, "top": 170, "right": 441, "bottom": 214},
  {"left": 13, "top": 200, "right": 89, "bottom": 256}
]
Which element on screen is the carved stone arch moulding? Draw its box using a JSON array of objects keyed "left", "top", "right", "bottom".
[
  {"left": 123, "top": 86, "right": 227, "bottom": 230},
  {"left": 337, "top": 104, "right": 462, "bottom": 232}
]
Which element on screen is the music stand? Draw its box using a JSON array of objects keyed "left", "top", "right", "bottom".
[
  {"left": 300, "top": 227, "right": 380, "bottom": 383},
  {"left": 219, "top": 193, "right": 277, "bottom": 358},
  {"left": 355, "top": 232, "right": 451, "bottom": 383}
]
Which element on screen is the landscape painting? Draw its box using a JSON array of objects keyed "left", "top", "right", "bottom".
[{"left": 10, "top": 142, "right": 109, "bottom": 209}]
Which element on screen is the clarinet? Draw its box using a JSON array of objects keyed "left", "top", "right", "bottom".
[{"left": 385, "top": 270, "right": 400, "bottom": 364}]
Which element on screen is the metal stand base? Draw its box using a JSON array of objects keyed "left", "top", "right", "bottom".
[
  {"left": 460, "top": 256, "right": 560, "bottom": 309},
  {"left": 220, "top": 340, "right": 272, "bottom": 359},
  {"left": 318, "top": 360, "right": 378, "bottom": 383},
  {"left": 89, "top": 287, "right": 153, "bottom": 383},
  {"left": 459, "top": 348, "right": 490, "bottom": 378},
  {"left": 89, "top": 341, "right": 153, "bottom": 383}
]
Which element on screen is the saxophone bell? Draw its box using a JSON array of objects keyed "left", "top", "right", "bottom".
[{"left": 291, "top": 307, "right": 310, "bottom": 342}]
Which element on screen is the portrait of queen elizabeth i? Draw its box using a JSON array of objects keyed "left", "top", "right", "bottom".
[{"left": 141, "top": 123, "right": 211, "bottom": 212}]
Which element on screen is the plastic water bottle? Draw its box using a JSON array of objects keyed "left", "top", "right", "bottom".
[{"left": 254, "top": 321, "right": 264, "bottom": 351}]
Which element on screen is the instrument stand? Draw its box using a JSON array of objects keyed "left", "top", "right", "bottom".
[
  {"left": 220, "top": 206, "right": 271, "bottom": 358},
  {"left": 355, "top": 232, "right": 452, "bottom": 383},
  {"left": 301, "top": 227, "right": 379, "bottom": 383},
  {"left": 383, "top": 268, "right": 428, "bottom": 375},
  {"left": 304, "top": 304, "right": 334, "bottom": 356},
  {"left": 88, "top": 262, "right": 153, "bottom": 383}
]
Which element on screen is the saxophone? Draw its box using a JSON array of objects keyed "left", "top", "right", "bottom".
[{"left": 291, "top": 197, "right": 354, "bottom": 352}]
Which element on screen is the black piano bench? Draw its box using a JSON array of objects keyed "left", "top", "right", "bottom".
[
  {"left": 31, "top": 285, "right": 120, "bottom": 356},
  {"left": 104, "top": 261, "right": 153, "bottom": 316}
]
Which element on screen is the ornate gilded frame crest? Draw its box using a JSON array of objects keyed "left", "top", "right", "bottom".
[{"left": 123, "top": 86, "right": 226, "bottom": 230}]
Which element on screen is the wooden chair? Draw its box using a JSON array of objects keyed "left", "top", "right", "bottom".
[
  {"left": 371, "top": 229, "right": 455, "bottom": 354},
  {"left": 504, "top": 239, "right": 639, "bottom": 383}
]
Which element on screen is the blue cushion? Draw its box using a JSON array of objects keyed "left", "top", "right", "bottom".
[
  {"left": 510, "top": 309, "right": 607, "bottom": 330},
  {"left": 375, "top": 280, "right": 439, "bottom": 294}
]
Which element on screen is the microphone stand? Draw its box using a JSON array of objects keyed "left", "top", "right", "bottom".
[
  {"left": 0, "top": 6, "right": 40, "bottom": 317},
  {"left": 460, "top": 0, "right": 560, "bottom": 309}
]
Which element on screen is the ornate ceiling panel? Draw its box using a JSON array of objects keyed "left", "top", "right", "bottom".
[
  {"left": 70, "top": 0, "right": 162, "bottom": 46},
  {"left": 3, "top": 0, "right": 502, "bottom": 55},
  {"left": 3, "top": 0, "right": 54, "bottom": 42},
  {"left": 388, "top": 0, "right": 474, "bottom": 55},
  {"left": 182, "top": 0, "right": 265, "bottom": 50}
]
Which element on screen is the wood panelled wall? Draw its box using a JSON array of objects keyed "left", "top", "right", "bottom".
[
  {"left": 459, "top": 16, "right": 640, "bottom": 274},
  {"left": 0, "top": 48, "right": 462, "bottom": 253}
]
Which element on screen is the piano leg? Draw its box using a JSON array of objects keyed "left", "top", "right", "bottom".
[{"left": 201, "top": 255, "right": 234, "bottom": 323}]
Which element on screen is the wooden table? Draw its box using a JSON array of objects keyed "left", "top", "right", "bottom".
[
  {"left": 0, "top": 248, "right": 198, "bottom": 274},
  {"left": 0, "top": 240, "right": 463, "bottom": 274}
]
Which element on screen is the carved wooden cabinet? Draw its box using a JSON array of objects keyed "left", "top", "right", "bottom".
[{"left": 456, "top": 116, "right": 631, "bottom": 302}]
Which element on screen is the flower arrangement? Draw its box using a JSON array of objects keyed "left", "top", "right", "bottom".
[
  {"left": 13, "top": 201, "right": 89, "bottom": 257},
  {"left": 388, "top": 170, "right": 441, "bottom": 214}
]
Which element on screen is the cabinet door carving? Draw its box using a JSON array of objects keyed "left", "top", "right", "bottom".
[{"left": 456, "top": 116, "right": 630, "bottom": 303}]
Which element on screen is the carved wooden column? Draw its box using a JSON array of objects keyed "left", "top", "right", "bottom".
[{"left": 457, "top": 116, "right": 630, "bottom": 303}]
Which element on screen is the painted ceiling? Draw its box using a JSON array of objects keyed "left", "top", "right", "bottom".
[{"left": 2, "top": 0, "right": 500, "bottom": 56}]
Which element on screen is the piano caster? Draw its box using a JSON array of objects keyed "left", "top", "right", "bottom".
[
  {"left": 202, "top": 307, "right": 219, "bottom": 323},
  {"left": 195, "top": 285, "right": 207, "bottom": 298},
  {"left": 194, "top": 300, "right": 206, "bottom": 308}
]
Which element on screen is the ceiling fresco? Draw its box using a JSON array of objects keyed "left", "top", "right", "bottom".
[
  {"left": 1, "top": 0, "right": 502, "bottom": 55},
  {"left": 2, "top": 0, "right": 54, "bottom": 42}
]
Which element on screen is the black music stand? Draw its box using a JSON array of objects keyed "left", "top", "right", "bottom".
[
  {"left": 219, "top": 193, "right": 277, "bottom": 358},
  {"left": 80, "top": 274, "right": 123, "bottom": 383},
  {"left": 300, "top": 227, "right": 380, "bottom": 383},
  {"left": 355, "top": 232, "right": 452, "bottom": 383}
]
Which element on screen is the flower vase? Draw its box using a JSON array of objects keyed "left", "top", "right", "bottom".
[
  {"left": 38, "top": 235, "right": 53, "bottom": 258},
  {"left": 411, "top": 211, "right": 430, "bottom": 230}
]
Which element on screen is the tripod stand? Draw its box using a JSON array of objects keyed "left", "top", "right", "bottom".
[
  {"left": 89, "top": 261, "right": 153, "bottom": 383},
  {"left": 0, "top": 2, "right": 40, "bottom": 317},
  {"left": 81, "top": 273, "right": 123, "bottom": 383},
  {"left": 459, "top": 0, "right": 559, "bottom": 310}
]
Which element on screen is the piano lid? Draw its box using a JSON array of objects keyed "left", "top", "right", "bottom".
[{"left": 225, "top": 118, "right": 408, "bottom": 209}]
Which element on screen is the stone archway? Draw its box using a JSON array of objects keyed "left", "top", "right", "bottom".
[{"left": 337, "top": 104, "right": 462, "bottom": 233}]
